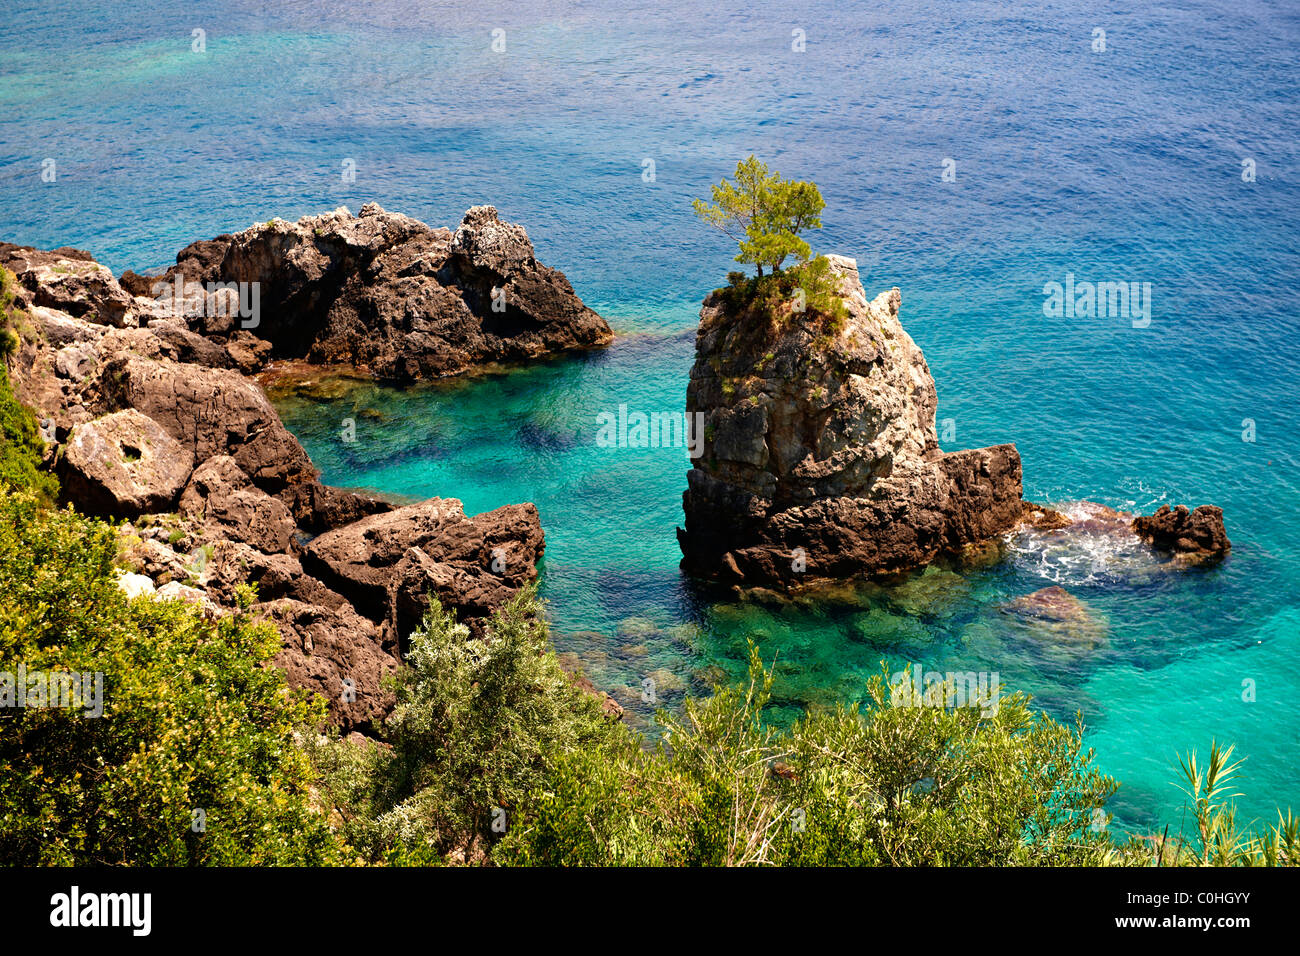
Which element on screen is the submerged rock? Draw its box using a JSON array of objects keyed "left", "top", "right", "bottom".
[
  {"left": 1000, "top": 585, "right": 1108, "bottom": 654},
  {"left": 678, "top": 256, "right": 1024, "bottom": 588}
]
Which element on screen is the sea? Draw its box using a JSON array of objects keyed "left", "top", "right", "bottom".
[{"left": 3, "top": 0, "right": 1298, "bottom": 835}]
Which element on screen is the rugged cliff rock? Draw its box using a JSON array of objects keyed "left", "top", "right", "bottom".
[
  {"left": 1133, "top": 504, "right": 1230, "bottom": 563},
  {"left": 678, "top": 256, "right": 1026, "bottom": 588},
  {"left": 120, "top": 203, "right": 613, "bottom": 382},
  {"left": 677, "top": 255, "right": 1231, "bottom": 589},
  {"left": 0, "top": 213, "right": 609, "bottom": 731}
]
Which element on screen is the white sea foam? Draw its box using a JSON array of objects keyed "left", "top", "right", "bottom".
[{"left": 1008, "top": 501, "right": 1164, "bottom": 586}]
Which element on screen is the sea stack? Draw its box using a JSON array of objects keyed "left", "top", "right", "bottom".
[{"left": 677, "top": 255, "right": 1025, "bottom": 588}]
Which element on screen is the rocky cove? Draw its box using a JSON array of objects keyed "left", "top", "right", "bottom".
[{"left": 1, "top": 206, "right": 1230, "bottom": 738}]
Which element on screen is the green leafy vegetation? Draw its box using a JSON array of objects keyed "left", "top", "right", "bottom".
[
  {"left": 495, "top": 648, "right": 1120, "bottom": 866},
  {"left": 0, "top": 489, "right": 343, "bottom": 865},
  {"left": 715, "top": 254, "right": 848, "bottom": 329},
  {"left": 0, "top": 268, "right": 22, "bottom": 359},
  {"left": 312, "top": 593, "right": 1296, "bottom": 867},
  {"left": 1121, "top": 741, "right": 1299, "bottom": 866},
  {"left": 308, "top": 588, "right": 621, "bottom": 864},
  {"left": 693, "top": 156, "right": 825, "bottom": 276},
  {"left": 693, "top": 160, "right": 845, "bottom": 327}
]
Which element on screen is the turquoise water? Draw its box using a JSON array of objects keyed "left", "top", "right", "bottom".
[{"left": 3, "top": 0, "right": 1298, "bottom": 835}]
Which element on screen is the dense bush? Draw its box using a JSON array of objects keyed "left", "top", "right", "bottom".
[
  {"left": 716, "top": 254, "right": 849, "bottom": 329},
  {"left": 495, "top": 646, "right": 1120, "bottom": 866},
  {"left": 0, "top": 490, "right": 342, "bottom": 865},
  {"left": 308, "top": 587, "right": 621, "bottom": 864}
]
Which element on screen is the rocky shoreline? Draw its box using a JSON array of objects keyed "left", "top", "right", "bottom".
[
  {"left": 1, "top": 216, "right": 1230, "bottom": 731},
  {"left": 677, "top": 255, "right": 1229, "bottom": 590},
  {"left": 1, "top": 204, "right": 617, "bottom": 732}
]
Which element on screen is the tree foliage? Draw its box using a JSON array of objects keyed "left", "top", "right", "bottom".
[
  {"left": 308, "top": 587, "right": 621, "bottom": 864},
  {"left": 693, "top": 156, "right": 825, "bottom": 275}
]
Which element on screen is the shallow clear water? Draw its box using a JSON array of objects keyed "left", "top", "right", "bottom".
[{"left": 3, "top": 0, "right": 1298, "bottom": 835}]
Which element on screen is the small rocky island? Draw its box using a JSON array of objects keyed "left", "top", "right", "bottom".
[
  {"left": 677, "top": 254, "right": 1229, "bottom": 590},
  {"left": 1, "top": 204, "right": 615, "bottom": 733}
]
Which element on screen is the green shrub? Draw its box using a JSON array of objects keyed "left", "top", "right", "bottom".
[
  {"left": 310, "top": 586, "right": 620, "bottom": 864},
  {"left": 496, "top": 649, "right": 1119, "bottom": 866},
  {"left": 0, "top": 490, "right": 343, "bottom": 865},
  {"left": 715, "top": 255, "right": 848, "bottom": 330},
  {"left": 0, "top": 364, "right": 57, "bottom": 503}
]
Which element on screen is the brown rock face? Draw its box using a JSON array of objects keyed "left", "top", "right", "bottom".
[
  {"left": 97, "top": 354, "right": 316, "bottom": 494},
  {"left": 1132, "top": 504, "right": 1230, "bottom": 562},
  {"left": 145, "top": 203, "right": 612, "bottom": 382},
  {"left": 304, "top": 497, "right": 545, "bottom": 640},
  {"left": 1, "top": 243, "right": 137, "bottom": 328},
  {"left": 5, "top": 233, "right": 564, "bottom": 732},
  {"left": 59, "top": 409, "right": 194, "bottom": 516},
  {"left": 678, "top": 256, "right": 1024, "bottom": 588},
  {"left": 264, "top": 598, "right": 400, "bottom": 735},
  {"left": 178, "top": 456, "right": 297, "bottom": 554}
]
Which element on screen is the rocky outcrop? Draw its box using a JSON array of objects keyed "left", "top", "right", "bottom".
[
  {"left": 0, "top": 243, "right": 136, "bottom": 328},
  {"left": 264, "top": 598, "right": 399, "bottom": 736},
  {"left": 132, "top": 203, "right": 612, "bottom": 382},
  {"left": 304, "top": 498, "right": 545, "bottom": 640},
  {"left": 58, "top": 409, "right": 194, "bottom": 517},
  {"left": 2, "top": 216, "right": 598, "bottom": 730},
  {"left": 178, "top": 456, "right": 297, "bottom": 554},
  {"left": 97, "top": 354, "right": 317, "bottom": 494},
  {"left": 678, "top": 256, "right": 1025, "bottom": 588},
  {"left": 1132, "top": 504, "right": 1230, "bottom": 563},
  {"left": 1004, "top": 499, "right": 1231, "bottom": 584}
]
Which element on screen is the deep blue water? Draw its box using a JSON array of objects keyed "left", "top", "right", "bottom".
[{"left": 3, "top": 0, "right": 1298, "bottom": 836}]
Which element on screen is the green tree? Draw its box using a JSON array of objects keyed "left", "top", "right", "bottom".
[
  {"left": 309, "top": 587, "right": 621, "bottom": 864},
  {"left": 693, "top": 156, "right": 825, "bottom": 275}
]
